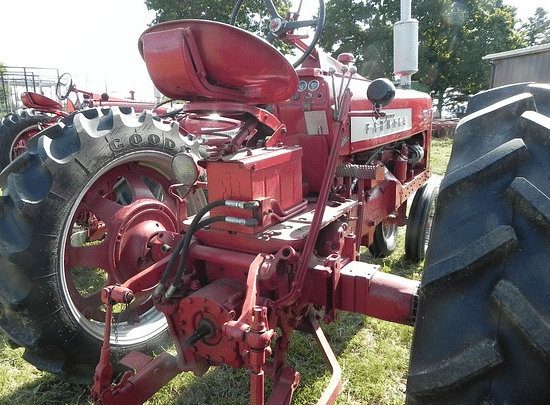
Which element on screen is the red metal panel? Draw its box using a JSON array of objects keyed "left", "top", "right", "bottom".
[
  {"left": 205, "top": 146, "right": 303, "bottom": 233},
  {"left": 280, "top": 133, "right": 330, "bottom": 194},
  {"left": 348, "top": 90, "right": 432, "bottom": 153},
  {"left": 276, "top": 71, "right": 432, "bottom": 164}
]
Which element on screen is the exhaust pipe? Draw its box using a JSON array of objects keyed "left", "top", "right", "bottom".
[{"left": 393, "top": 0, "right": 418, "bottom": 88}]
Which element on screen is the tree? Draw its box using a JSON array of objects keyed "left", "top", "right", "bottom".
[
  {"left": 521, "top": 7, "right": 550, "bottom": 46},
  {"left": 320, "top": 0, "right": 398, "bottom": 79},
  {"left": 144, "top": 0, "right": 296, "bottom": 57},
  {"left": 319, "top": 0, "right": 524, "bottom": 115},
  {"left": 421, "top": 0, "right": 524, "bottom": 113},
  {"left": 144, "top": 0, "right": 290, "bottom": 35}
]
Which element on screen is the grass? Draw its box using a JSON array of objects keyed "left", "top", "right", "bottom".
[
  {"left": 429, "top": 136, "right": 453, "bottom": 176},
  {"left": 0, "top": 138, "right": 453, "bottom": 405}
]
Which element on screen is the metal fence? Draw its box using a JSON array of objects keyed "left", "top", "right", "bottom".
[{"left": 0, "top": 66, "right": 60, "bottom": 115}]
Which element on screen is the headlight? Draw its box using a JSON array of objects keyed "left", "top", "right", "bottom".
[{"left": 171, "top": 152, "right": 201, "bottom": 185}]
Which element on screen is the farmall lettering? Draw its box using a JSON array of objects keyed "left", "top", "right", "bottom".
[{"left": 351, "top": 108, "right": 413, "bottom": 142}]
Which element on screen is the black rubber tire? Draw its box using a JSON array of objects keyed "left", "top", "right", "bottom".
[
  {"left": 404, "top": 178, "right": 439, "bottom": 262},
  {"left": 0, "top": 107, "right": 206, "bottom": 383},
  {"left": 0, "top": 108, "right": 50, "bottom": 169},
  {"left": 369, "top": 220, "right": 398, "bottom": 258},
  {"left": 407, "top": 83, "right": 550, "bottom": 404}
]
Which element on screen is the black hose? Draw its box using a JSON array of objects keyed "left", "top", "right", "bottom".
[
  {"left": 166, "top": 215, "right": 228, "bottom": 298},
  {"left": 156, "top": 200, "right": 227, "bottom": 295}
]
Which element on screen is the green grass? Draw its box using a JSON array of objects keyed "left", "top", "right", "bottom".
[
  {"left": 0, "top": 138, "right": 453, "bottom": 405},
  {"left": 430, "top": 136, "right": 453, "bottom": 176}
]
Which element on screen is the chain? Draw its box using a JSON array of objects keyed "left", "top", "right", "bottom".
[
  {"left": 113, "top": 317, "right": 119, "bottom": 344},
  {"left": 112, "top": 302, "right": 131, "bottom": 344}
]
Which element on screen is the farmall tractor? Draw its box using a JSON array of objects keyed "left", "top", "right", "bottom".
[{"left": 1, "top": 0, "right": 549, "bottom": 404}]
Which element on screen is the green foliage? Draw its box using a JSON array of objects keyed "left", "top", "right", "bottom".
[
  {"left": 521, "top": 7, "right": 550, "bottom": 46},
  {"left": 320, "top": 0, "right": 399, "bottom": 79},
  {"left": 319, "top": 0, "right": 524, "bottom": 115},
  {"left": 145, "top": 0, "right": 239, "bottom": 24},
  {"left": 143, "top": 0, "right": 295, "bottom": 55},
  {"left": 144, "top": 0, "right": 291, "bottom": 37}
]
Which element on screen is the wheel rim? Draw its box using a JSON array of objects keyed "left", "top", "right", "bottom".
[
  {"left": 10, "top": 125, "right": 41, "bottom": 161},
  {"left": 60, "top": 152, "right": 177, "bottom": 344},
  {"left": 382, "top": 222, "right": 398, "bottom": 248}
]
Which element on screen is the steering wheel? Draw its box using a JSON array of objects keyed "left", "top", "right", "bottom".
[
  {"left": 230, "top": 0, "right": 325, "bottom": 68},
  {"left": 56, "top": 72, "right": 74, "bottom": 100}
]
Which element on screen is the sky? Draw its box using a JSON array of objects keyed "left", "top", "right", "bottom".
[
  {"left": 505, "top": 0, "right": 549, "bottom": 21},
  {"left": 0, "top": 0, "right": 157, "bottom": 101},
  {"left": 0, "top": 0, "right": 548, "bottom": 102}
]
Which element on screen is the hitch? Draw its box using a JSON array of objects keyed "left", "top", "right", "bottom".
[{"left": 91, "top": 286, "right": 180, "bottom": 405}]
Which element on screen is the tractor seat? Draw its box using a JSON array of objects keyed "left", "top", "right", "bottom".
[
  {"left": 21, "top": 92, "right": 62, "bottom": 110},
  {"left": 138, "top": 19, "right": 299, "bottom": 104}
]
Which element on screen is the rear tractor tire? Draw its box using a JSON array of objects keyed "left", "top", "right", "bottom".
[
  {"left": 0, "top": 108, "right": 50, "bottom": 169},
  {"left": 0, "top": 107, "right": 206, "bottom": 382},
  {"left": 407, "top": 83, "right": 550, "bottom": 404}
]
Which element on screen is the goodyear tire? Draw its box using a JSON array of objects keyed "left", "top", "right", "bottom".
[
  {"left": 0, "top": 108, "right": 50, "bottom": 169},
  {"left": 404, "top": 178, "right": 439, "bottom": 262},
  {"left": 407, "top": 84, "right": 550, "bottom": 404},
  {"left": 0, "top": 107, "right": 206, "bottom": 383}
]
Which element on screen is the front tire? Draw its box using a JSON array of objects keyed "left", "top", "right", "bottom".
[
  {"left": 407, "top": 84, "right": 550, "bottom": 404},
  {"left": 369, "top": 220, "right": 398, "bottom": 258},
  {"left": 0, "top": 107, "right": 205, "bottom": 382},
  {"left": 405, "top": 178, "right": 439, "bottom": 262}
]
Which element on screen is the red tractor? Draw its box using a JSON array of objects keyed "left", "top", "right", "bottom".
[
  {"left": 3, "top": 0, "right": 546, "bottom": 404},
  {"left": 0, "top": 72, "right": 160, "bottom": 169},
  {"left": 0, "top": 1, "right": 432, "bottom": 403}
]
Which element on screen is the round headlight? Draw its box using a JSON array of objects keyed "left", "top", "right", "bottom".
[{"left": 171, "top": 153, "right": 201, "bottom": 185}]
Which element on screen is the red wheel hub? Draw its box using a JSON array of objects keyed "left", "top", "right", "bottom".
[
  {"left": 113, "top": 201, "right": 177, "bottom": 282},
  {"left": 64, "top": 163, "right": 179, "bottom": 323}
]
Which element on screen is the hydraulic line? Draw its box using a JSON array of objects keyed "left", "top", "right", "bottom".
[
  {"left": 164, "top": 214, "right": 259, "bottom": 299},
  {"left": 157, "top": 199, "right": 260, "bottom": 298},
  {"left": 165, "top": 215, "right": 228, "bottom": 299},
  {"left": 155, "top": 199, "right": 227, "bottom": 296}
]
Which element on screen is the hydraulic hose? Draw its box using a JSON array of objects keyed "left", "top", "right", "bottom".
[
  {"left": 155, "top": 199, "right": 227, "bottom": 296},
  {"left": 165, "top": 214, "right": 259, "bottom": 299},
  {"left": 156, "top": 199, "right": 260, "bottom": 298},
  {"left": 165, "top": 215, "right": 227, "bottom": 299}
]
